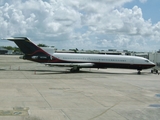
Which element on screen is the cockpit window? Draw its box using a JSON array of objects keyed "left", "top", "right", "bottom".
[{"left": 145, "top": 60, "right": 149, "bottom": 63}]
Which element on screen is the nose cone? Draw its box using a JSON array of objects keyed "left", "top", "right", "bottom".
[{"left": 150, "top": 62, "right": 156, "bottom": 68}]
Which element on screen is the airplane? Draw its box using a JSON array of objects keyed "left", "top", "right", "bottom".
[{"left": 5, "top": 37, "right": 155, "bottom": 74}]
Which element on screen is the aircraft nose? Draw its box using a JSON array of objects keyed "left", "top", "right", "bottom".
[{"left": 151, "top": 62, "right": 156, "bottom": 67}]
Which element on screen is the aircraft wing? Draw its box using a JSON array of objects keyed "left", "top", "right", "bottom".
[{"left": 44, "top": 63, "right": 94, "bottom": 67}]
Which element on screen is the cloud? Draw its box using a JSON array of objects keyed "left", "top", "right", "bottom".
[
  {"left": 0, "top": 0, "right": 160, "bottom": 51},
  {"left": 139, "top": 0, "right": 147, "bottom": 3}
]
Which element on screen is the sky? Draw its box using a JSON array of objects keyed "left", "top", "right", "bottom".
[{"left": 0, "top": 0, "right": 160, "bottom": 51}]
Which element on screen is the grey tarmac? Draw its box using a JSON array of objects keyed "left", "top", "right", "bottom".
[{"left": 0, "top": 55, "right": 160, "bottom": 120}]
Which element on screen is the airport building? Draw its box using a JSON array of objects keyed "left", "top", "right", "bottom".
[{"left": 149, "top": 52, "right": 160, "bottom": 67}]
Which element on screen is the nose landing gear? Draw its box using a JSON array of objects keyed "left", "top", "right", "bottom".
[
  {"left": 137, "top": 70, "right": 141, "bottom": 75},
  {"left": 137, "top": 69, "right": 142, "bottom": 75}
]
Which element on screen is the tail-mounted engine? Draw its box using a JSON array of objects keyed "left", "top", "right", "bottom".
[{"left": 20, "top": 55, "right": 52, "bottom": 60}]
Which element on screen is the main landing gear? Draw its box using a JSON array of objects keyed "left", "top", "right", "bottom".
[{"left": 70, "top": 66, "right": 80, "bottom": 72}]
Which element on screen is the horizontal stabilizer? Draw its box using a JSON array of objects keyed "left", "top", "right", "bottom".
[{"left": 6, "top": 37, "right": 30, "bottom": 41}]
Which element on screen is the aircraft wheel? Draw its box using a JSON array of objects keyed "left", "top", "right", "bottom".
[
  {"left": 137, "top": 71, "right": 141, "bottom": 75},
  {"left": 70, "top": 68, "right": 80, "bottom": 72},
  {"left": 70, "top": 68, "right": 76, "bottom": 72},
  {"left": 137, "top": 69, "right": 142, "bottom": 75},
  {"left": 70, "top": 69, "right": 74, "bottom": 72}
]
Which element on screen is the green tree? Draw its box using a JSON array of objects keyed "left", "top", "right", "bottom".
[
  {"left": 37, "top": 44, "right": 48, "bottom": 47},
  {"left": 13, "top": 47, "right": 21, "bottom": 53},
  {"left": 3, "top": 46, "right": 13, "bottom": 50}
]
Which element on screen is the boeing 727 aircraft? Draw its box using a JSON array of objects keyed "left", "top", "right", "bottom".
[{"left": 6, "top": 37, "right": 155, "bottom": 74}]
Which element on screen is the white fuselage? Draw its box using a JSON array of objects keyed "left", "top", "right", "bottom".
[
  {"left": 50, "top": 53, "right": 155, "bottom": 70},
  {"left": 53, "top": 53, "right": 152, "bottom": 65}
]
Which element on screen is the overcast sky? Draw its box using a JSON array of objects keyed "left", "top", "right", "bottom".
[{"left": 0, "top": 0, "right": 160, "bottom": 51}]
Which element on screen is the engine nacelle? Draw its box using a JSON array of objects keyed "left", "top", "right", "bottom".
[
  {"left": 31, "top": 56, "right": 38, "bottom": 59},
  {"left": 31, "top": 56, "right": 52, "bottom": 60}
]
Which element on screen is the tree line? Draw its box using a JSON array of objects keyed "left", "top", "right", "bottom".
[{"left": 2, "top": 44, "right": 49, "bottom": 54}]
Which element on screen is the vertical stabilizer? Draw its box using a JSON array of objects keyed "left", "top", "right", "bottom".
[
  {"left": 7, "top": 37, "right": 48, "bottom": 55},
  {"left": 7, "top": 37, "right": 52, "bottom": 62}
]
